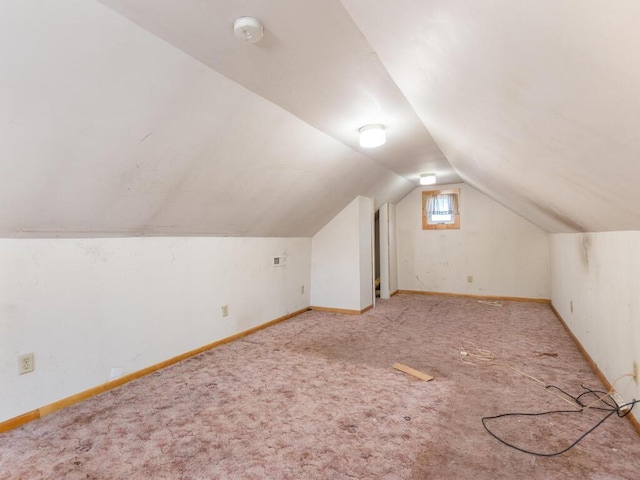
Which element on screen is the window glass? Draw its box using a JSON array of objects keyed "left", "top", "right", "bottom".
[{"left": 422, "top": 189, "right": 460, "bottom": 230}]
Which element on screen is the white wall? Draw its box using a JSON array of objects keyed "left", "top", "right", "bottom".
[
  {"left": 378, "top": 203, "right": 398, "bottom": 299},
  {"left": 0, "top": 237, "right": 310, "bottom": 422},
  {"left": 311, "top": 196, "right": 373, "bottom": 311},
  {"left": 388, "top": 204, "right": 398, "bottom": 295},
  {"left": 396, "top": 183, "right": 550, "bottom": 299},
  {"left": 358, "top": 196, "right": 374, "bottom": 310},
  {"left": 379, "top": 205, "right": 390, "bottom": 299},
  {"left": 551, "top": 232, "right": 640, "bottom": 420},
  {"left": 0, "top": 1, "right": 415, "bottom": 239}
]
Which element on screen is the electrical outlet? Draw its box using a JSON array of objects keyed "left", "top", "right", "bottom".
[
  {"left": 301, "top": 285, "right": 305, "bottom": 294},
  {"left": 18, "top": 353, "right": 34, "bottom": 375},
  {"left": 221, "top": 305, "right": 229, "bottom": 317},
  {"left": 570, "top": 300, "right": 574, "bottom": 313},
  {"left": 467, "top": 276, "right": 473, "bottom": 283},
  {"left": 634, "top": 361, "right": 639, "bottom": 384}
]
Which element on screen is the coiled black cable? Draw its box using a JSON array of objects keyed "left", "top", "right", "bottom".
[{"left": 482, "top": 384, "right": 639, "bottom": 457}]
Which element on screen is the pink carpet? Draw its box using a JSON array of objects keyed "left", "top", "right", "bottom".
[{"left": 1, "top": 294, "right": 639, "bottom": 479}]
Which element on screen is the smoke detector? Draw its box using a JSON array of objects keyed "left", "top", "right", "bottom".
[{"left": 233, "top": 17, "right": 264, "bottom": 44}]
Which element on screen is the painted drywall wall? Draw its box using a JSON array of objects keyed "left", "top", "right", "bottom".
[
  {"left": 388, "top": 203, "right": 398, "bottom": 296},
  {"left": 379, "top": 205, "right": 390, "bottom": 299},
  {"left": 0, "top": 237, "right": 310, "bottom": 422},
  {"left": 1, "top": 1, "right": 414, "bottom": 239},
  {"left": 378, "top": 203, "right": 398, "bottom": 299},
  {"left": 551, "top": 232, "right": 640, "bottom": 420},
  {"left": 311, "top": 196, "right": 373, "bottom": 311},
  {"left": 358, "top": 196, "right": 374, "bottom": 310},
  {"left": 98, "top": 0, "right": 460, "bottom": 186},
  {"left": 396, "top": 183, "right": 550, "bottom": 299}
]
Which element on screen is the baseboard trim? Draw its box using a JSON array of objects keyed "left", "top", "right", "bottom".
[
  {"left": 390, "top": 290, "right": 399, "bottom": 297},
  {"left": 310, "top": 304, "right": 373, "bottom": 315},
  {"left": 550, "top": 304, "right": 640, "bottom": 436},
  {"left": 397, "top": 290, "right": 550, "bottom": 304},
  {"left": 360, "top": 304, "right": 374, "bottom": 314},
  {"left": 0, "top": 307, "right": 310, "bottom": 434},
  {"left": 0, "top": 411, "right": 40, "bottom": 434}
]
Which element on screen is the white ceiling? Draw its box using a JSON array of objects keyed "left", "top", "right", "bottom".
[
  {"left": 2, "top": 1, "right": 639, "bottom": 237},
  {"left": 343, "top": 0, "right": 640, "bottom": 233},
  {"left": 98, "top": 0, "right": 458, "bottom": 184}
]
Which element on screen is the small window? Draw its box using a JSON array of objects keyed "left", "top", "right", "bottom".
[{"left": 422, "top": 189, "right": 460, "bottom": 230}]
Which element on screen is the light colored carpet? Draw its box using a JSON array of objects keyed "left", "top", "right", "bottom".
[{"left": 1, "top": 294, "right": 639, "bottom": 479}]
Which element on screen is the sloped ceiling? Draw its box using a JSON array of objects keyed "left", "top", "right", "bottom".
[
  {"left": 2, "top": 1, "right": 640, "bottom": 237},
  {"left": 343, "top": 0, "right": 640, "bottom": 233}
]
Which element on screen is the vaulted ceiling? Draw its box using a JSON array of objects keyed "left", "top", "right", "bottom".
[{"left": 2, "top": 1, "right": 639, "bottom": 237}]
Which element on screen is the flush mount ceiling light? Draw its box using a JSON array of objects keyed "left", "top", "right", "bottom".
[
  {"left": 233, "top": 17, "right": 264, "bottom": 43},
  {"left": 359, "top": 124, "right": 386, "bottom": 148},
  {"left": 420, "top": 173, "right": 437, "bottom": 185}
]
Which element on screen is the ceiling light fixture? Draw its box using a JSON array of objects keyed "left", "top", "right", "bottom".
[
  {"left": 359, "top": 124, "right": 386, "bottom": 148},
  {"left": 233, "top": 17, "right": 264, "bottom": 44},
  {"left": 420, "top": 173, "right": 437, "bottom": 185}
]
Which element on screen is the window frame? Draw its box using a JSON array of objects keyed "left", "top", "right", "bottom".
[{"left": 422, "top": 188, "right": 461, "bottom": 230}]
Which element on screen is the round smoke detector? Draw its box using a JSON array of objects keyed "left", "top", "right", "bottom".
[{"left": 233, "top": 17, "right": 264, "bottom": 44}]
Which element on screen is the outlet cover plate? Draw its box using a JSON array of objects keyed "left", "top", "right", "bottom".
[{"left": 18, "top": 352, "right": 34, "bottom": 375}]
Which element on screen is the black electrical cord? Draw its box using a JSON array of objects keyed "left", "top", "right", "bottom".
[{"left": 482, "top": 384, "right": 639, "bottom": 457}]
